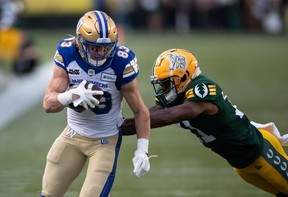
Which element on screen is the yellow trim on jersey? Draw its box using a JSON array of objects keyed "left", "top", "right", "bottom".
[
  {"left": 123, "top": 64, "right": 136, "bottom": 78},
  {"left": 55, "top": 52, "right": 64, "bottom": 63},
  {"left": 186, "top": 89, "right": 194, "bottom": 99},
  {"left": 208, "top": 84, "right": 216, "bottom": 96},
  {"left": 155, "top": 97, "right": 159, "bottom": 102},
  {"left": 123, "top": 66, "right": 134, "bottom": 75},
  {"left": 185, "top": 84, "right": 216, "bottom": 99}
]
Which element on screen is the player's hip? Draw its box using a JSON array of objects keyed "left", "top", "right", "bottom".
[
  {"left": 56, "top": 126, "right": 122, "bottom": 156},
  {"left": 235, "top": 129, "right": 288, "bottom": 181}
]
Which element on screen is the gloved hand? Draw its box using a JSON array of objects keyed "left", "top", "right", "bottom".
[
  {"left": 132, "top": 149, "right": 150, "bottom": 177},
  {"left": 57, "top": 80, "right": 103, "bottom": 109}
]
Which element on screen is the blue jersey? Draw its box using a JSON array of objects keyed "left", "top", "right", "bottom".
[{"left": 54, "top": 37, "right": 139, "bottom": 138}]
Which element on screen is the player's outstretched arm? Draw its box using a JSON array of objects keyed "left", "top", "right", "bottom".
[
  {"left": 120, "top": 118, "right": 136, "bottom": 135},
  {"left": 121, "top": 101, "right": 218, "bottom": 135},
  {"left": 121, "top": 105, "right": 164, "bottom": 135}
]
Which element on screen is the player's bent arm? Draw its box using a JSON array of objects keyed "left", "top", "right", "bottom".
[
  {"left": 121, "top": 80, "right": 150, "bottom": 139},
  {"left": 122, "top": 79, "right": 151, "bottom": 177},
  {"left": 43, "top": 65, "right": 69, "bottom": 113}
]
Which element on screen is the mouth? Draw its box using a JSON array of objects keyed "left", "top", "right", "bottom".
[{"left": 90, "top": 54, "right": 105, "bottom": 61}]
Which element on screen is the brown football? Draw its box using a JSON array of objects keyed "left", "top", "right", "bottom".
[{"left": 68, "top": 82, "right": 103, "bottom": 113}]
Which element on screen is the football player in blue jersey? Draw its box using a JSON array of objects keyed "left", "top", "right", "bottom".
[
  {"left": 121, "top": 49, "right": 288, "bottom": 196},
  {"left": 41, "top": 10, "right": 151, "bottom": 197}
]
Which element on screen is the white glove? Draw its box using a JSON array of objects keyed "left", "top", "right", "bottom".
[
  {"left": 132, "top": 138, "right": 150, "bottom": 177},
  {"left": 57, "top": 80, "right": 103, "bottom": 109},
  {"left": 133, "top": 149, "right": 150, "bottom": 177}
]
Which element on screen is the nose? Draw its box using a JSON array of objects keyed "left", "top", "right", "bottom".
[
  {"left": 88, "top": 45, "right": 106, "bottom": 57},
  {"left": 97, "top": 46, "right": 105, "bottom": 54}
]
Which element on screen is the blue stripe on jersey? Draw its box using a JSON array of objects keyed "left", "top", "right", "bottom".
[
  {"left": 94, "top": 11, "right": 108, "bottom": 38},
  {"left": 99, "top": 131, "right": 122, "bottom": 197}
]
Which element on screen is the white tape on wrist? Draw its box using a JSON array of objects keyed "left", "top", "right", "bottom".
[
  {"left": 137, "top": 138, "right": 149, "bottom": 153},
  {"left": 57, "top": 91, "right": 72, "bottom": 106}
]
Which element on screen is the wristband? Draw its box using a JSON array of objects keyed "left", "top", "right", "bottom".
[{"left": 137, "top": 138, "right": 149, "bottom": 153}]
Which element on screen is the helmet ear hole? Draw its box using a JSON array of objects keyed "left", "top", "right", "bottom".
[{"left": 181, "top": 74, "right": 187, "bottom": 82}]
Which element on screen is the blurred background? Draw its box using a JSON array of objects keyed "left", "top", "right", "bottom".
[
  {"left": 1, "top": 0, "right": 288, "bottom": 80},
  {"left": 0, "top": 0, "right": 288, "bottom": 197},
  {"left": 15, "top": 0, "right": 288, "bottom": 32}
]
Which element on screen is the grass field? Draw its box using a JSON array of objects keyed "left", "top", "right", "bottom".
[{"left": 1, "top": 29, "right": 288, "bottom": 197}]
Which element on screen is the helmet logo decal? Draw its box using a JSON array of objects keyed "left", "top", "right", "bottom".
[
  {"left": 194, "top": 83, "right": 208, "bottom": 98},
  {"left": 95, "top": 11, "right": 108, "bottom": 38},
  {"left": 166, "top": 53, "right": 186, "bottom": 71}
]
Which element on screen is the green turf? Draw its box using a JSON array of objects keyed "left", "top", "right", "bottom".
[{"left": 1, "top": 30, "right": 288, "bottom": 197}]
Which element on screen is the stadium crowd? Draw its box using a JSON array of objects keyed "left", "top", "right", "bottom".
[
  {"left": 94, "top": 0, "right": 287, "bottom": 34},
  {"left": 0, "top": 0, "right": 287, "bottom": 90}
]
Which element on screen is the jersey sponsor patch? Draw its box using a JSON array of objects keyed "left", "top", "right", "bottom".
[
  {"left": 68, "top": 68, "right": 81, "bottom": 75},
  {"left": 101, "top": 72, "right": 117, "bottom": 82}
]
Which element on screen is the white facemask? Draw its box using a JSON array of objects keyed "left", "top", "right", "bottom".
[{"left": 165, "top": 88, "right": 177, "bottom": 104}]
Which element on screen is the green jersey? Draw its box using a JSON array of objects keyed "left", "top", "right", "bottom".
[{"left": 156, "top": 74, "right": 263, "bottom": 168}]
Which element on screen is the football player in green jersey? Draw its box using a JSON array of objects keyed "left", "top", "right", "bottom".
[{"left": 121, "top": 49, "right": 288, "bottom": 196}]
